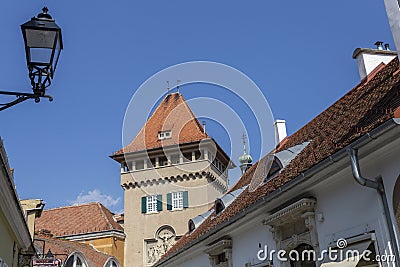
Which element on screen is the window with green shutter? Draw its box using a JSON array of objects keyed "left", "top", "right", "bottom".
[
  {"left": 168, "top": 191, "right": 189, "bottom": 211},
  {"left": 141, "top": 196, "right": 147, "bottom": 213},
  {"left": 167, "top": 193, "right": 172, "bottom": 210},
  {"left": 183, "top": 191, "right": 189, "bottom": 208},
  {"left": 143, "top": 195, "right": 161, "bottom": 214},
  {"left": 157, "top": 194, "right": 162, "bottom": 211}
]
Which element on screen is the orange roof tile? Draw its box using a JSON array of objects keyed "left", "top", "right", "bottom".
[
  {"left": 34, "top": 235, "right": 114, "bottom": 267},
  {"left": 159, "top": 57, "right": 400, "bottom": 264},
  {"left": 113, "top": 92, "right": 208, "bottom": 156},
  {"left": 35, "top": 202, "right": 123, "bottom": 237}
]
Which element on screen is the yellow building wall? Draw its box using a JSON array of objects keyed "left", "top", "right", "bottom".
[
  {"left": 0, "top": 209, "right": 21, "bottom": 267},
  {"left": 81, "top": 236, "right": 124, "bottom": 266}
]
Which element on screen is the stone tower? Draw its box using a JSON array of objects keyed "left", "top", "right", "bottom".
[{"left": 111, "top": 92, "right": 233, "bottom": 266}]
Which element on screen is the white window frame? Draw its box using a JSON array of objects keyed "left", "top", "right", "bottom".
[
  {"left": 65, "top": 254, "right": 87, "bottom": 267},
  {"left": 147, "top": 195, "right": 158, "bottom": 213},
  {"left": 103, "top": 259, "right": 120, "bottom": 267},
  {"left": 172, "top": 192, "right": 183, "bottom": 210},
  {"left": 158, "top": 130, "right": 172, "bottom": 140}
]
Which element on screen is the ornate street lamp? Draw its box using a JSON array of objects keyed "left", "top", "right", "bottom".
[{"left": 0, "top": 7, "right": 63, "bottom": 111}]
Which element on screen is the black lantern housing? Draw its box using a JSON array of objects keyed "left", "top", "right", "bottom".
[
  {"left": 21, "top": 7, "right": 63, "bottom": 94},
  {"left": 0, "top": 7, "right": 63, "bottom": 111}
]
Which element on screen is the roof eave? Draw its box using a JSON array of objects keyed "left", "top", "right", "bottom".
[{"left": 156, "top": 117, "right": 400, "bottom": 266}]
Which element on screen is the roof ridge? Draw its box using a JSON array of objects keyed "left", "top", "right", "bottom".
[
  {"left": 121, "top": 93, "right": 177, "bottom": 153},
  {"left": 43, "top": 202, "right": 100, "bottom": 211},
  {"left": 113, "top": 92, "right": 210, "bottom": 155},
  {"left": 178, "top": 93, "right": 209, "bottom": 138},
  {"left": 97, "top": 202, "right": 114, "bottom": 230},
  {"left": 278, "top": 57, "right": 398, "bottom": 152}
]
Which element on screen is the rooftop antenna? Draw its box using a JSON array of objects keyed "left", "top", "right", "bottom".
[
  {"left": 166, "top": 81, "right": 170, "bottom": 94},
  {"left": 177, "top": 80, "right": 181, "bottom": 93}
]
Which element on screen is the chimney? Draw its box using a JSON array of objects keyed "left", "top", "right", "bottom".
[
  {"left": 274, "top": 120, "right": 287, "bottom": 145},
  {"left": 352, "top": 41, "right": 397, "bottom": 80}
]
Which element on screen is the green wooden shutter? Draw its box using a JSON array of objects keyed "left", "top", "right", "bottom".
[
  {"left": 183, "top": 191, "right": 189, "bottom": 208},
  {"left": 141, "top": 196, "right": 147, "bottom": 213},
  {"left": 167, "top": 193, "right": 172, "bottom": 210},
  {"left": 157, "top": 194, "right": 163, "bottom": 211}
]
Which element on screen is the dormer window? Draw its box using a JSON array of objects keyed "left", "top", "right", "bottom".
[
  {"left": 158, "top": 130, "right": 172, "bottom": 140},
  {"left": 214, "top": 199, "right": 225, "bottom": 215}
]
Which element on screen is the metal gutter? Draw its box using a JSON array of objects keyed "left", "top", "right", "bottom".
[
  {"left": 156, "top": 118, "right": 400, "bottom": 266},
  {"left": 62, "top": 230, "right": 126, "bottom": 240},
  {"left": 347, "top": 143, "right": 400, "bottom": 263}
]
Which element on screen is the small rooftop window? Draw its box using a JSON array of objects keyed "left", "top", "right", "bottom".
[
  {"left": 158, "top": 130, "right": 172, "bottom": 140},
  {"left": 263, "top": 141, "right": 311, "bottom": 183},
  {"left": 214, "top": 187, "right": 246, "bottom": 216}
]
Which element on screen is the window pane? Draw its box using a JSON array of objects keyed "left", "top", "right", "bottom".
[
  {"left": 26, "top": 29, "right": 56, "bottom": 48},
  {"left": 147, "top": 195, "right": 158, "bottom": 213},
  {"left": 29, "top": 48, "right": 52, "bottom": 64},
  {"left": 65, "top": 257, "right": 74, "bottom": 267},
  {"left": 51, "top": 36, "right": 61, "bottom": 71},
  {"left": 172, "top": 192, "right": 183, "bottom": 209},
  {"left": 76, "top": 257, "right": 83, "bottom": 267}
]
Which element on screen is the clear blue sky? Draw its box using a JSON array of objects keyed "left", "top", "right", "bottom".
[{"left": 0, "top": 1, "right": 394, "bottom": 213}]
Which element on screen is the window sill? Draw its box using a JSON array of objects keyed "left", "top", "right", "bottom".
[
  {"left": 170, "top": 208, "right": 183, "bottom": 212},
  {"left": 145, "top": 211, "right": 159, "bottom": 215}
]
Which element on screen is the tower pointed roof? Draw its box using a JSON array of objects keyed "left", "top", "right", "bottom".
[{"left": 113, "top": 92, "right": 209, "bottom": 156}]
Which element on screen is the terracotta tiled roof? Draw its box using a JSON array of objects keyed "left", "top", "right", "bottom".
[
  {"left": 35, "top": 202, "right": 124, "bottom": 237},
  {"left": 34, "top": 235, "right": 114, "bottom": 267},
  {"left": 113, "top": 92, "right": 208, "bottom": 156},
  {"left": 159, "top": 58, "right": 400, "bottom": 263}
]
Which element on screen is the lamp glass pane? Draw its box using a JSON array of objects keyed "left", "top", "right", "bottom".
[
  {"left": 25, "top": 29, "right": 56, "bottom": 49},
  {"left": 51, "top": 35, "right": 61, "bottom": 71},
  {"left": 29, "top": 47, "right": 52, "bottom": 64}
]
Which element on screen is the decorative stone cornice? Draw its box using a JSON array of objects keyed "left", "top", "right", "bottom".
[
  {"left": 204, "top": 239, "right": 232, "bottom": 255},
  {"left": 263, "top": 198, "right": 316, "bottom": 226},
  {"left": 122, "top": 171, "right": 207, "bottom": 189},
  {"left": 122, "top": 171, "right": 228, "bottom": 193}
]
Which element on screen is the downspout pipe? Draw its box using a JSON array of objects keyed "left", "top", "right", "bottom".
[{"left": 347, "top": 147, "right": 400, "bottom": 264}]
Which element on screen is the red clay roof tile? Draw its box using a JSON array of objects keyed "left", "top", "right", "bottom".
[
  {"left": 113, "top": 92, "right": 208, "bottom": 156},
  {"left": 159, "top": 57, "right": 400, "bottom": 263},
  {"left": 35, "top": 202, "right": 123, "bottom": 237},
  {"left": 34, "top": 235, "right": 113, "bottom": 267}
]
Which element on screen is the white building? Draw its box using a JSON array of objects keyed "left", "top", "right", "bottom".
[{"left": 156, "top": 46, "right": 400, "bottom": 267}]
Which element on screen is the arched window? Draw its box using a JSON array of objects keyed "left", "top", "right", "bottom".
[
  {"left": 393, "top": 175, "right": 400, "bottom": 230},
  {"left": 214, "top": 199, "right": 225, "bottom": 215},
  {"left": 103, "top": 258, "right": 120, "bottom": 267},
  {"left": 64, "top": 253, "right": 87, "bottom": 267}
]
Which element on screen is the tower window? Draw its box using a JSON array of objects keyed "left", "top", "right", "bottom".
[
  {"left": 158, "top": 130, "right": 172, "bottom": 140},
  {"left": 147, "top": 195, "right": 158, "bottom": 213},
  {"left": 167, "top": 191, "right": 188, "bottom": 210},
  {"left": 172, "top": 192, "right": 183, "bottom": 210},
  {"left": 142, "top": 195, "right": 162, "bottom": 214}
]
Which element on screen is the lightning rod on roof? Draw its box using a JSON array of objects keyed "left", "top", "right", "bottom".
[
  {"left": 177, "top": 80, "right": 181, "bottom": 93},
  {"left": 166, "top": 81, "right": 170, "bottom": 94}
]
